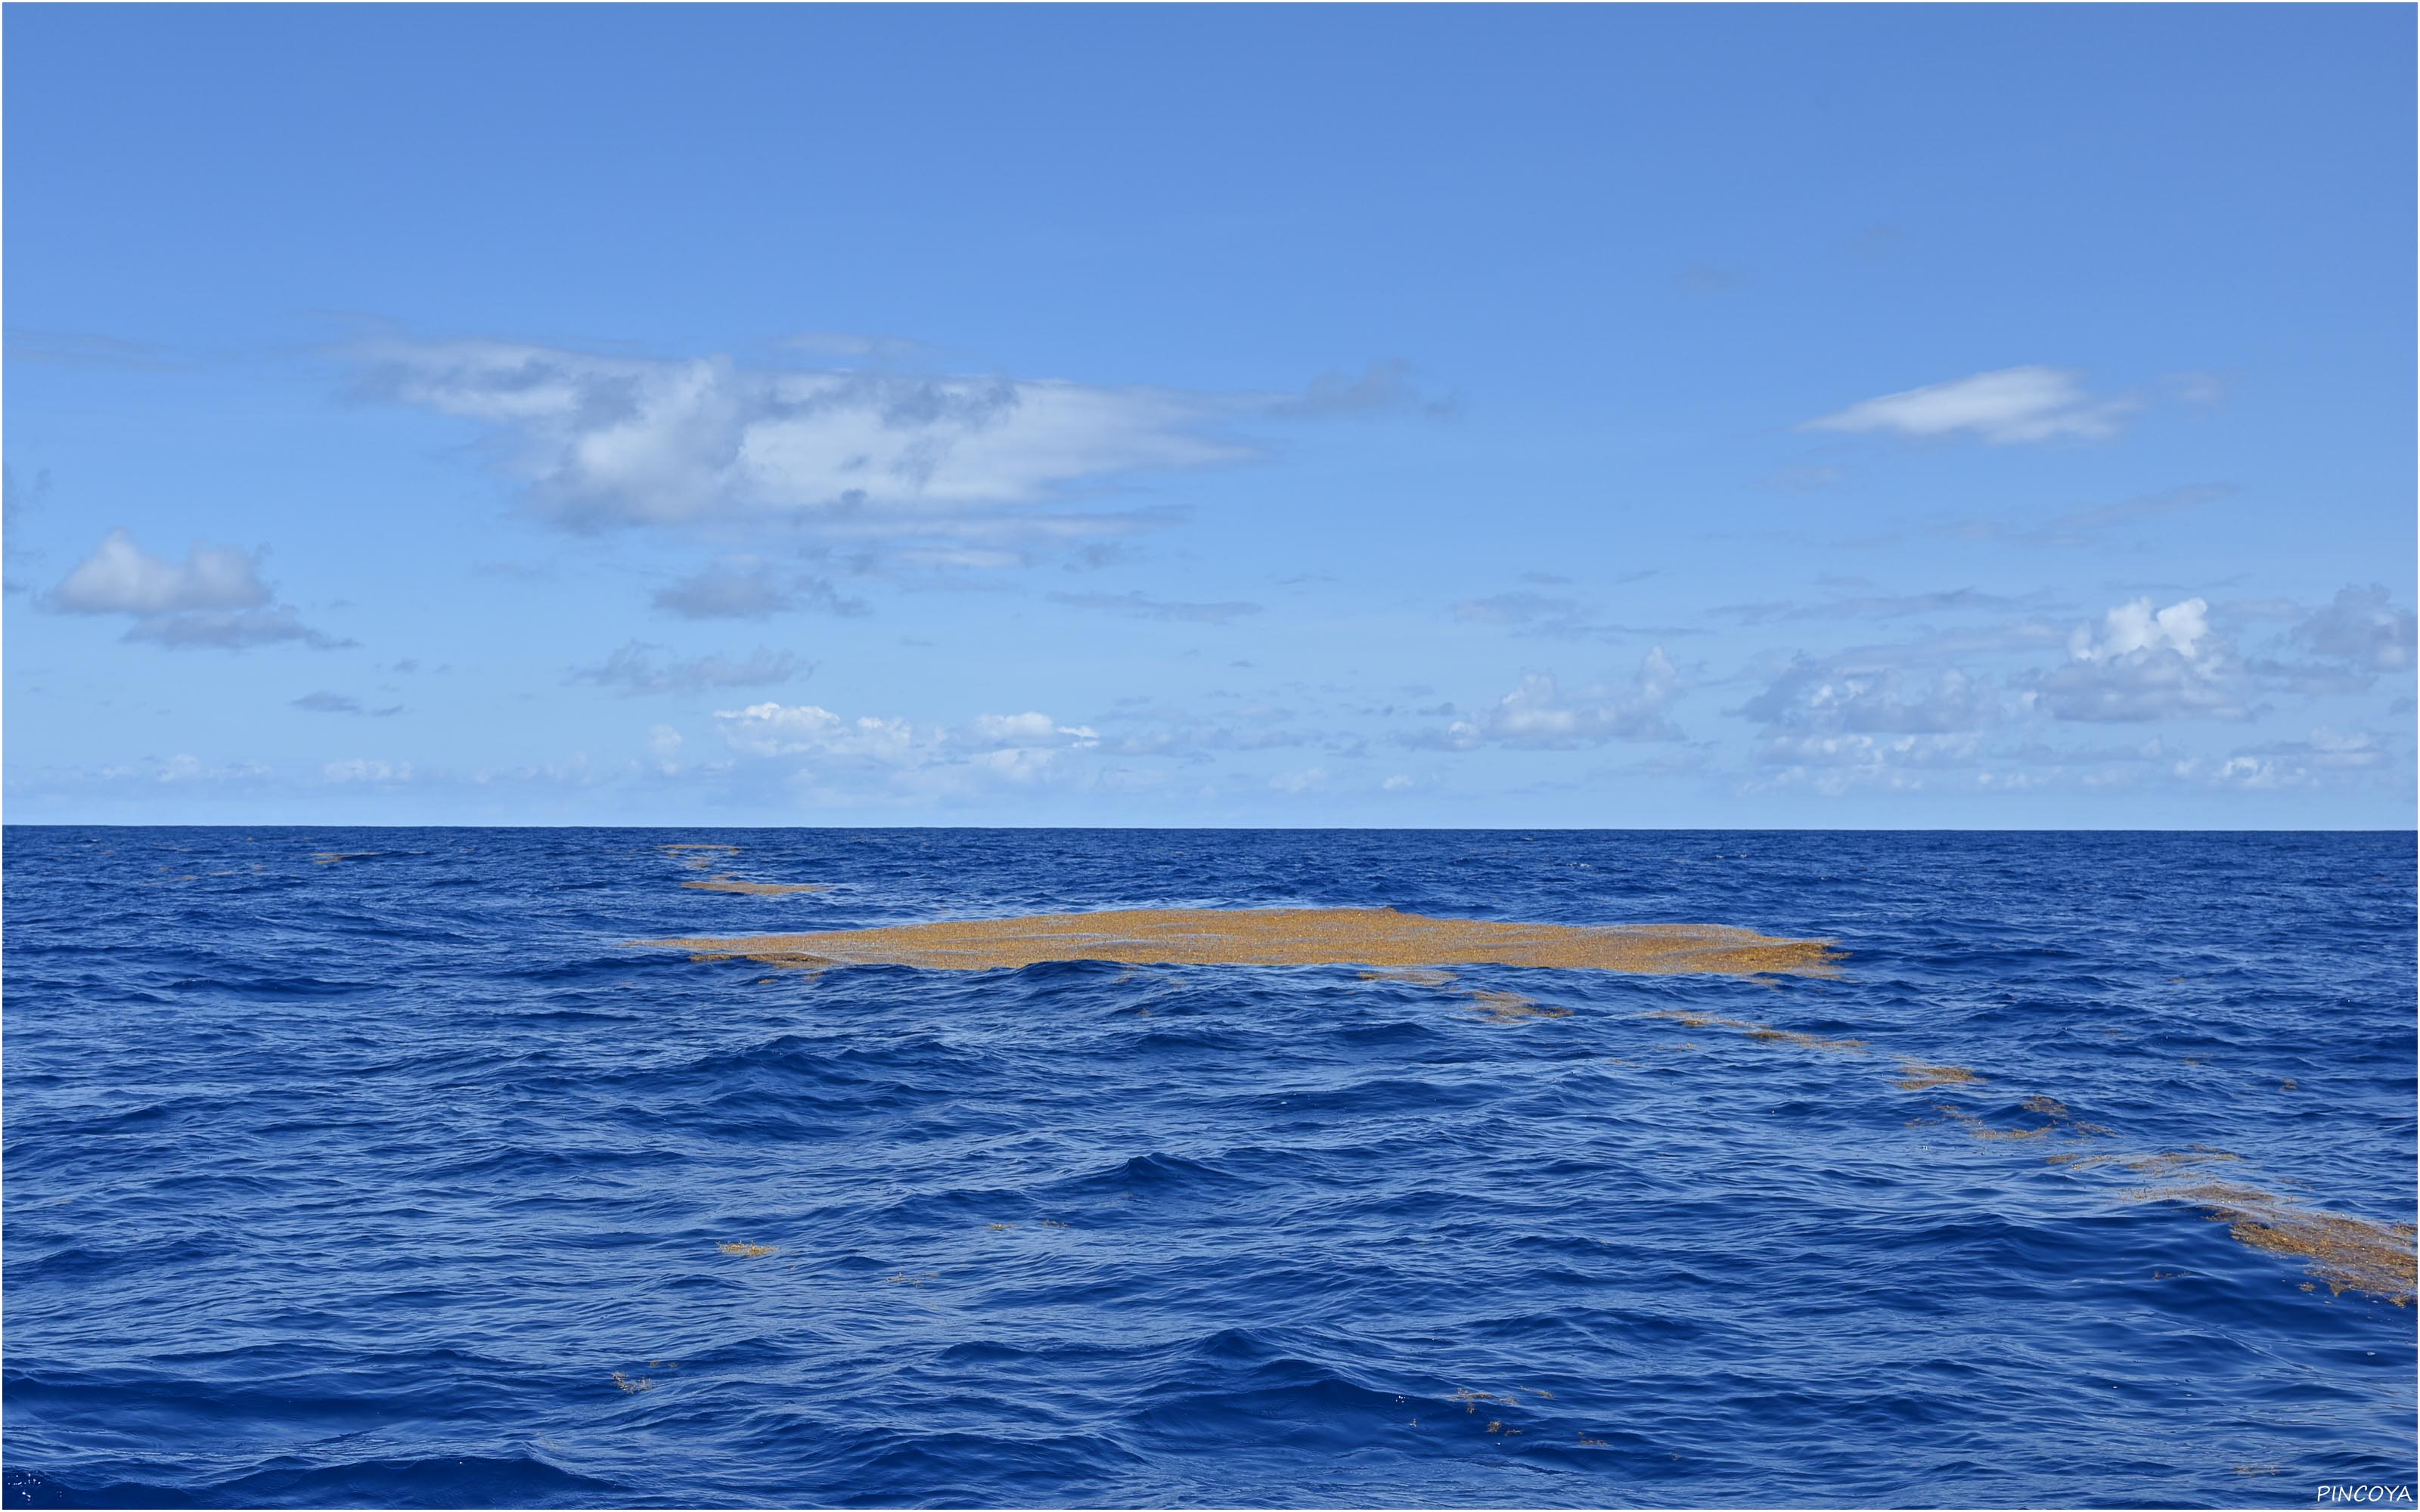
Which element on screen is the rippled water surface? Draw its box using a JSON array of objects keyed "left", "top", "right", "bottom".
[{"left": 5, "top": 828, "right": 2414, "bottom": 1507}]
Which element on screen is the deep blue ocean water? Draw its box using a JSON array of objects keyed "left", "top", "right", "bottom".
[{"left": 3, "top": 827, "right": 2413, "bottom": 1509}]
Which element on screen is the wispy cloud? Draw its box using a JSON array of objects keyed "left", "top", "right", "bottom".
[
  {"left": 653, "top": 556, "right": 868, "bottom": 619},
  {"left": 1714, "top": 587, "right": 2023, "bottom": 626},
  {"left": 360, "top": 339, "right": 1253, "bottom": 535},
  {"left": 1736, "top": 660, "right": 2000, "bottom": 735},
  {"left": 572, "top": 641, "right": 806, "bottom": 696},
  {"left": 1804, "top": 366, "right": 2136, "bottom": 444},
  {"left": 2287, "top": 584, "right": 2415, "bottom": 672},
  {"left": 1047, "top": 590, "right": 1263, "bottom": 624},
  {"left": 292, "top": 691, "right": 400, "bottom": 716}
]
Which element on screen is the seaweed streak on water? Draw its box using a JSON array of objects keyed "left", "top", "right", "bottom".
[{"left": 644, "top": 907, "right": 1841, "bottom": 976}]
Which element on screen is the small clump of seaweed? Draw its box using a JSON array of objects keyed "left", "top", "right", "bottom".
[
  {"left": 1646, "top": 1009, "right": 1864, "bottom": 1054},
  {"left": 1358, "top": 967, "right": 1460, "bottom": 987},
  {"left": 717, "top": 1241, "right": 778, "bottom": 1258},
  {"left": 1895, "top": 1061, "right": 1980, "bottom": 1090},
  {"left": 1463, "top": 989, "right": 1571, "bottom": 1023},
  {"left": 309, "top": 852, "right": 377, "bottom": 866},
  {"left": 610, "top": 1371, "right": 656, "bottom": 1393}
]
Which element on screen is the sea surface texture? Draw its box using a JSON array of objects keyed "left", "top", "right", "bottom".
[{"left": 5, "top": 828, "right": 2414, "bottom": 1508}]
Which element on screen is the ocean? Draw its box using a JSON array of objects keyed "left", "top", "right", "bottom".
[{"left": 3, "top": 827, "right": 2412, "bottom": 1507}]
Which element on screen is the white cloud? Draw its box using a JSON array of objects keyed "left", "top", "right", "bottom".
[
  {"left": 1269, "top": 765, "right": 1329, "bottom": 793},
  {"left": 1751, "top": 731, "right": 1984, "bottom": 794},
  {"left": 2030, "top": 596, "right": 2249, "bottom": 723},
  {"left": 1804, "top": 366, "right": 2136, "bottom": 444},
  {"left": 645, "top": 724, "right": 684, "bottom": 775},
  {"left": 365, "top": 339, "right": 1258, "bottom": 537},
  {"left": 51, "top": 529, "right": 268, "bottom": 614},
  {"left": 1419, "top": 649, "right": 1683, "bottom": 749},
  {"left": 48, "top": 530, "right": 346, "bottom": 649},
  {"left": 2070, "top": 596, "right": 2211, "bottom": 662},
  {"left": 711, "top": 698, "right": 1105, "bottom": 805},
  {"left": 324, "top": 758, "right": 415, "bottom": 784}
]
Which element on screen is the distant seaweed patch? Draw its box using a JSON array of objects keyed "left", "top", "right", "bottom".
[
  {"left": 309, "top": 852, "right": 377, "bottom": 866},
  {"left": 1646, "top": 1009, "right": 1863, "bottom": 1054},
  {"left": 644, "top": 908, "right": 1841, "bottom": 977},
  {"left": 718, "top": 1241, "right": 778, "bottom": 1258},
  {"left": 682, "top": 877, "right": 827, "bottom": 895}
]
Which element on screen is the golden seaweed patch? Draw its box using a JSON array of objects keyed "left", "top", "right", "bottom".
[
  {"left": 2130, "top": 1180, "right": 2416, "bottom": 1305},
  {"left": 644, "top": 908, "right": 1841, "bottom": 976},
  {"left": 661, "top": 844, "right": 740, "bottom": 854},
  {"left": 681, "top": 877, "right": 829, "bottom": 895},
  {"left": 717, "top": 1241, "right": 778, "bottom": 1258},
  {"left": 1463, "top": 989, "right": 1572, "bottom": 1023},
  {"left": 1896, "top": 1061, "right": 1980, "bottom": 1090},
  {"left": 309, "top": 852, "right": 376, "bottom": 866}
]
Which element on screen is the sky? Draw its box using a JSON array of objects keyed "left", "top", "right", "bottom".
[{"left": 5, "top": 5, "right": 2414, "bottom": 829}]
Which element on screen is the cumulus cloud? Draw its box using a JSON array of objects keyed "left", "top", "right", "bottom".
[
  {"left": 1047, "top": 590, "right": 1262, "bottom": 624},
  {"left": 1804, "top": 366, "right": 2136, "bottom": 444},
  {"left": 573, "top": 642, "right": 805, "bottom": 696},
  {"left": 48, "top": 530, "right": 348, "bottom": 649},
  {"left": 51, "top": 528, "right": 268, "bottom": 614},
  {"left": 2028, "top": 596, "right": 2250, "bottom": 722},
  {"left": 652, "top": 556, "right": 868, "bottom": 619},
  {"left": 361, "top": 339, "right": 1259, "bottom": 538},
  {"left": 1417, "top": 649, "right": 1682, "bottom": 749}
]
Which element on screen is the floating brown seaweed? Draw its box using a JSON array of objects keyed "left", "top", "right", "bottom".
[
  {"left": 2130, "top": 1179, "right": 2415, "bottom": 1305},
  {"left": 645, "top": 908, "right": 1841, "bottom": 977},
  {"left": 681, "top": 877, "right": 828, "bottom": 895},
  {"left": 717, "top": 1241, "right": 778, "bottom": 1258},
  {"left": 1895, "top": 1061, "right": 1980, "bottom": 1090}
]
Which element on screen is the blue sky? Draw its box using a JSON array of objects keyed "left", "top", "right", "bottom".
[{"left": 6, "top": 5, "right": 2413, "bottom": 827}]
